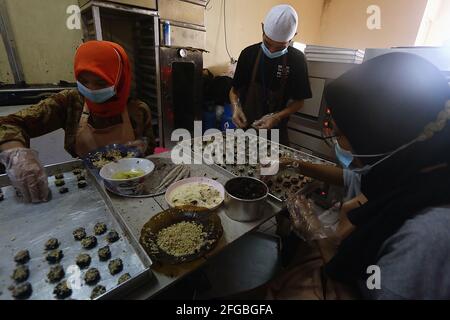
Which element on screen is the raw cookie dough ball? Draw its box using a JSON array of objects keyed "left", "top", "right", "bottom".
[
  {"left": 75, "top": 253, "right": 91, "bottom": 269},
  {"left": 45, "top": 238, "right": 59, "bottom": 250},
  {"left": 117, "top": 273, "right": 131, "bottom": 285},
  {"left": 73, "top": 227, "right": 86, "bottom": 241},
  {"left": 106, "top": 231, "right": 120, "bottom": 243},
  {"left": 14, "top": 250, "right": 30, "bottom": 264},
  {"left": 283, "top": 181, "right": 292, "bottom": 188},
  {"left": 94, "top": 222, "right": 107, "bottom": 235},
  {"left": 84, "top": 268, "right": 101, "bottom": 285},
  {"left": 81, "top": 236, "right": 97, "bottom": 249},
  {"left": 53, "top": 281, "right": 72, "bottom": 299},
  {"left": 11, "top": 265, "right": 29, "bottom": 283},
  {"left": 78, "top": 181, "right": 88, "bottom": 189},
  {"left": 55, "top": 173, "right": 64, "bottom": 180},
  {"left": 46, "top": 250, "right": 64, "bottom": 264},
  {"left": 55, "top": 179, "right": 65, "bottom": 187},
  {"left": 59, "top": 187, "right": 69, "bottom": 194},
  {"left": 108, "top": 259, "right": 123, "bottom": 275},
  {"left": 98, "top": 246, "right": 111, "bottom": 261},
  {"left": 47, "top": 265, "right": 65, "bottom": 283},
  {"left": 90, "top": 285, "right": 106, "bottom": 300},
  {"left": 73, "top": 169, "right": 83, "bottom": 175},
  {"left": 11, "top": 282, "right": 32, "bottom": 300}
]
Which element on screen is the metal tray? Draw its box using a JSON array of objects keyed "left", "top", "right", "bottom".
[
  {"left": 0, "top": 160, "right": 152, "bottom": 300},
  {"left": 179, "top": 134, "right": 334, "bottom": 203}
]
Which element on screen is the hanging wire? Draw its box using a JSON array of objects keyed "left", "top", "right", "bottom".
[{"left": 223, "top": 0, "right": 236, "bottom": 63}]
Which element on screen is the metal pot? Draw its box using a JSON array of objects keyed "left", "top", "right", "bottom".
[{"left": 224, "top": 177, "right": 269, "bottom": 222}]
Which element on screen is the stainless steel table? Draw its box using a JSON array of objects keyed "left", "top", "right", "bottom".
[{"left": 109, "top": 152, "right": 283, "bottom": 299}]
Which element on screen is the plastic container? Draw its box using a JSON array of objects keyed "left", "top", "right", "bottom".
[
  {"left": 220, "top": 103, "right": 236, "bottom": 130},
  {"left": 163, "top": 21, "right": 171, "bottom": 46}
]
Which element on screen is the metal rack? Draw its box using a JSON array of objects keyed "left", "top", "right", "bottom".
[{"left": 80, "top": 1, "right": 163, "bottom": 146}]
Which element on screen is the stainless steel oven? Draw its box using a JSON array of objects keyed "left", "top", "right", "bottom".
[
  {"left": 159, "top": 46, "right": 203, "bottom": 148},
  {"left": 288, "top": 61, "right": 359, "bottom": 161}
]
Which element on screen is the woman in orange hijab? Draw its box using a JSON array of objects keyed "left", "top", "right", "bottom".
[{"left": 0, "top": 41, "right": 156, "bottom": 203}]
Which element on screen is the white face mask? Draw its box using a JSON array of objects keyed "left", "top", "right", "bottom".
[{"left": 332, "top": 137, "right": 418, "bottom": 174}]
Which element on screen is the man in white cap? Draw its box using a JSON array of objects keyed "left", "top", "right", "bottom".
[{"left": 229, "top": 4, "right": 312, "bottom": 144}]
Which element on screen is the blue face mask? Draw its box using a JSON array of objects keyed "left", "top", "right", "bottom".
[
  {"left": 261, "top": 42, "right": 288, "bottom": 59},
  {"left": 333, "top": 137, "right": 414, "bottom": 174},
  {"left": 334, "top": 139, "right": 354, "bottom": 169},
  {"left": 77, "top": 81, "right": 116, "bottom": 104}
]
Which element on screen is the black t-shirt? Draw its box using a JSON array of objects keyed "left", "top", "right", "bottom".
[{"left": 233, "top": 43, "right": 312, "bottom": 110}]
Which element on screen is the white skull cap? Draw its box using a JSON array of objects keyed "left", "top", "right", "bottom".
[{"left": 263, "top": 5, "right": 298, "bottom": 42}]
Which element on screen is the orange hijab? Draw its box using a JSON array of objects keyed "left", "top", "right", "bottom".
[{"left": 74, "top": 41, "right": 131, "bottom": 118}]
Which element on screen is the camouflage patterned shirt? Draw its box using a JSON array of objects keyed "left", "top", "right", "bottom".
[{"left": 0, "top": 89, "right": 156, "bottom": 157}]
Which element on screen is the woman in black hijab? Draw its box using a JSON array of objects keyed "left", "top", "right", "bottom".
[{"left": 323, "top": 52, "right": 450, "bottom": 299}]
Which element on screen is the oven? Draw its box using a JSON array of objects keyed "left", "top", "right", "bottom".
[
  {"left": 287, "top": 61, "right": 359, "bottom": 161},
  {"left": 159, "top": 46, "right": 203, "bottom": 148}
]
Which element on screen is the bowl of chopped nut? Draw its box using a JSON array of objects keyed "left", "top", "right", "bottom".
[{"left": 139, "top": 206, "right": 223, "bottom": 264}]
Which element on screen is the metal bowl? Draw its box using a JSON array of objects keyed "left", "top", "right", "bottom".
[{"left": 224, "top": 177, "right": 269, "bottom": 222}]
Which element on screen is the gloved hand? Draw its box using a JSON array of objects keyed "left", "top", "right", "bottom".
[
  {"left": 232, "top": 105, "right": 248, "bottom": 129},
  {"left": 252, "top": 113, "right": 281, "bottom": 130},
  {"left": 260, "top": 157, "right": 298, "bottom": 177},
  {"left": 0, "top": 148, "right": 49, "bottom": 203},
  {"left": 125, "top": 137, "right": 148, "bottom": 155}
]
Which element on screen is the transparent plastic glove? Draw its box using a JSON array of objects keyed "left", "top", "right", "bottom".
[
  {"left": 0, "top": 148, "right": 49, "bottom": 203},
  {"left": 287, "top": 193, "right": 329, "bottom": 242},
  {"left": 125, "top": 137, "right": 148, "bottom": 155},
  {"left": 260, "top": 157, "right": 298, "bottom": 177},
  {"left": 232, "top": 105, "right": 248, "bottom": 129},
  {"left": 252, "top": 113, "right": 281, "bottom": 130}
]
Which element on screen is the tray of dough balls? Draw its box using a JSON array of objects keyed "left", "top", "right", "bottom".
[
  {"left": 183, "top": 133, "right": 334, "bottom": 202},
  {"left": 0, "top": 160, "right": 152, "bottom": 300}
]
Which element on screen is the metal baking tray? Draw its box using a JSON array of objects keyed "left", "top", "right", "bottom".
[
  {"left": 0, "top": 160, "right": 152, "bottom": 300},
  {"left": 178, "top": 133, "right": 334, "bottom": 202}
]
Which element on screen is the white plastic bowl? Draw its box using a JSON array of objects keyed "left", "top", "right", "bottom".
[
  {"left": 165, "top": 177, "right": 225, "bottom": 210},
  {"left": 99, "top": 158, "right": 155, "bottom": 196}
]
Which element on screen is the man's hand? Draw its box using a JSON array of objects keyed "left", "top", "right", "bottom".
[
  {"left": 252, "top": 114, "right": 281, "bottom": 130},
  {"left": 232, "top": 105, "right": 248, "bottom": 129}
]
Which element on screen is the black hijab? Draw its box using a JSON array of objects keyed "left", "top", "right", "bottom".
[{"left": 323, "top": 52, "right": 450, "bottom": 284}]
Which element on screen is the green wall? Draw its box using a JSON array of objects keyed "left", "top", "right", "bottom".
[{"left": 0, "top": 0, "right": 83, "bottom": 84}]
